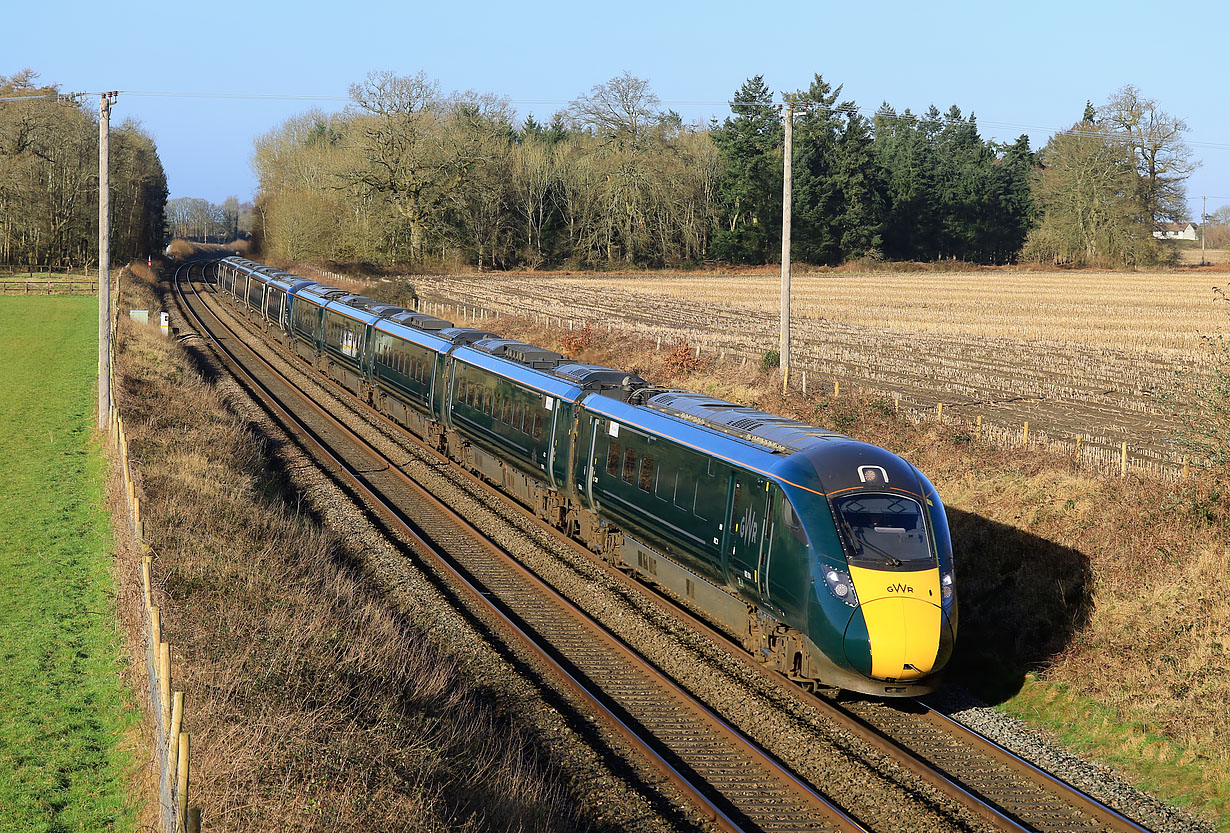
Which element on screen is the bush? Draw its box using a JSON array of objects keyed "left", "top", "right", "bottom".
[
  {"left": 759, "top": 349, "right": 780, "bottom": 372},
  {"left": 663, "top": 339, "right": 703, "bottom": 376}
]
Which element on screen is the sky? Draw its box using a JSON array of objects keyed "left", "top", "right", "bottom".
[{"left": 7, "top": 0, "right": 1230, "bottom": 220}]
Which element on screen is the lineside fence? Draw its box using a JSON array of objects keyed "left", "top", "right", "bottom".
[
  {"left": 2, "top": 278, "right": 99, "bottom": 294},
  {"left": 414, "top": 296, "right": 1193, "bottom": 481},
  {"left": 108, "top": 266, "right": 201, "bottom": 833},
  {"left": 0, "top": 263, "right": 93, "bottom": 276}
]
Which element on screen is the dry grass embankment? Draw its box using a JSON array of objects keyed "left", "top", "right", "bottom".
[
  {"left": 112, "top": 264, "right": 600, "bottom": 832},
  {"left": 447, "top": 313, "right": 1230, "bottom": 827}
]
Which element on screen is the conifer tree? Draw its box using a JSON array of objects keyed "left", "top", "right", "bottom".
[{"left": 710, "top": 75, "right": 780, "bottom": 263}]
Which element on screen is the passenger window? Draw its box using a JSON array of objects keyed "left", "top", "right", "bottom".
[
  {"left": 655, "top": 467, "right": 671, "bottom": 501},
  {"left": 533, "top": 411, "right": 544, "bottom": 441},
  {"left": 672, "top": 472, "right": 688, "bottom": 509},
  {"left": 638, "top": 456, "right": 654, "bottom": 492},
  {"left": 484, "top": 390, "right": 493, "bottom": 415},
  {"left": 513, "top": 403, "right": 524, "bottom": 433},
  {"left": 622, "top": 448, "right": 637, "bottom": 484},
  {"left": 606, "top": 442, "right": 621, "bottom": 477}
]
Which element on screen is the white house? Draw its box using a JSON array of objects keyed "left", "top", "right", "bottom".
[{"left": 1153, "top": 222, "right": 1199, "bottom": 240}]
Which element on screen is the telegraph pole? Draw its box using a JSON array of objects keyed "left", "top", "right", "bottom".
[
  {"left": 780, "top": 103, "right": 793, "bottom": 394},
  {"left": 1202, "top": 195, "right": 1208, "bottom": 266},
  {"left": 98, "top": 91, "right": 117, "bottom": 429}
]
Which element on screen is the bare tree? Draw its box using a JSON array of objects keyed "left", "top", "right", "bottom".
[
  {"left": 567, "top": 72, "right": 665, "bottom": 149},
  {"left": 511, "top": 138, "right": 553, "bottom": 265},
  {"left": 1098, "top": 85, "right": 1197, "bottom": 225}
]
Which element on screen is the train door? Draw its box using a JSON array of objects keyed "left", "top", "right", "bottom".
[{"left": 727, "top": 470, "right": 770, "bottom": 602}]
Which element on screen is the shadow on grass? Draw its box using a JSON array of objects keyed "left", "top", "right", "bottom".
[{"left": 946, "top": 506, "right": 1093, "bottom": 705}]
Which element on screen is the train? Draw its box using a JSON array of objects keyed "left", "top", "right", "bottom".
[{"left": 211, "top": 256, "right": 957, "bottom": 696}]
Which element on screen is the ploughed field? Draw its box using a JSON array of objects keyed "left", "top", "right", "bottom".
[{"left": 417, "top": 269, "right": 1222, "bottom": 474}]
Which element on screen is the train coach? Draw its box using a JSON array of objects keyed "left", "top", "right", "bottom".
[{"left": 210, "top": 256, "right": 957, "bottom": 696}]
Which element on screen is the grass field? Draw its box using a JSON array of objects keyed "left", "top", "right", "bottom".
[{"left": 0, "top": 297, "right": 138, "bottom": 832}]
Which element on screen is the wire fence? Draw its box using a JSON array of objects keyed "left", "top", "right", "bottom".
[
  {"left": 414, "top": 296, "right": 1194, "bottom": 481},
  {"left": 109, "top": 268, "right": 201, "bottom": 833}
]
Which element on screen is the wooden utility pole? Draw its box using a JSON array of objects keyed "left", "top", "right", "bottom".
[
  {"left": 780, "top": 103, "right": 793, "bottom": 393},
  {"left": 1202, "top": 195, "right": 1207, "bottom": 266},
  {"left": 98, "top": 92, "right": 117, "bottom": 429}
]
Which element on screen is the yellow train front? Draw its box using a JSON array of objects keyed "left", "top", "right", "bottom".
[{"left": 786, "top": 441, "right": 957, "bottom": 696}]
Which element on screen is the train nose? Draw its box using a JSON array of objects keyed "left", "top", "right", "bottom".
[
  {"left": 843, "top": 598, "right": 952, "bottom": 681},
  {"left": 842, "top": 566, "right": 954, "bottom": 682}
]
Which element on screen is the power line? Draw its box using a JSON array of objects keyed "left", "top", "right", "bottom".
[{"left": 5, "top": 86, "right": 1230, "bottom": 152}]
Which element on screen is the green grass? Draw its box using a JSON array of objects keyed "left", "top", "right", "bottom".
[
  {"left": 0, "top": 298, "right": 138, "bottom": 833},
  {"left": 999, "top": 674, "right": 1228, "bottom": 831}
]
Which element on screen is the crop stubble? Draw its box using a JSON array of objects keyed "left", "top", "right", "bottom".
[{"left": 416, "top": 269, "right": 1222, "bottom": 472}]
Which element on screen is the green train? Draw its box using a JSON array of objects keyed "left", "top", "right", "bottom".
[{"left": 216, "top": 256, "right": 957, "bottom": 696}]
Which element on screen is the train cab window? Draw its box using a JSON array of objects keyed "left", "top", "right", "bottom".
[
  {"left": 777, "top": 488, "right": 808, "bottom": 545},
  {"left": 606, "top": 442, "right": 622, "bottom": 477},
  {"left": 832, "top": 494, "right": 932, "bottom": 565},
  {"left": 622, "top": 447, "right": 637, "bottom": 484},
  {"left": 638, "top": 456, "right": 654, "bottom": 492}
]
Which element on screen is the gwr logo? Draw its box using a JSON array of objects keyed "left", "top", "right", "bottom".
[{"left": 886, "top": 582, "right": 914, "bottom": 594}]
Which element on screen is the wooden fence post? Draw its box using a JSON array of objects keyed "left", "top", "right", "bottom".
[
  {"left": 167, "top": 692, "right": 184, "bottom": 797},
  {"left": 177, "top": 734, "right": 191, "bottom": 833},
  {"left": 159, "top": 643, "right": 171, "bottom": 728},
  {"left": 936, "top": 403, "right": 944, "bottom": 423},
  {"left": 1022, "top": 421, "right": 1029, "bottom": 447},
  {"left": 1121, "top": 441, "right": 1129, "bottom": 477}
]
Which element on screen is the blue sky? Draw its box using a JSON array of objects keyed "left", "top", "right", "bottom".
[{"left": 8, "top": 0, "right": 1229, "bottom": 219}]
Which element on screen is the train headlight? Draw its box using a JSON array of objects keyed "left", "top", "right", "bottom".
[
  {"left": 940, "top": 570, "right": 954, "bottom": 605},
  {"left": 824, "top": 568, "right": 859, "bottom": 607}
]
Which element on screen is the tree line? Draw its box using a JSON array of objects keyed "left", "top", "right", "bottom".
[
  {"left": 166, "top": 196, "right": 253, "bottom": 243},
  {"left": 0, "top": 71, "right": 167, "bottom": 267},
  {"left": 253, "top": 70, "right": 1052, "bottom": 269},
  {"left": 255, "top": 71, "right": 1197, "bottom": 271}
]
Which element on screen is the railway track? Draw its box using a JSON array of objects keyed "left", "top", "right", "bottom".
[
  {"left": 170, "top": 260, "right": 866, "bottom": 833},
  {"left": 168, "top": 259, "right": 1161, "bottom": 833}
]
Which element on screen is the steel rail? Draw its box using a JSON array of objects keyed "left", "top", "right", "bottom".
[
  {"left": 919, "top": 706, "right": 1153, "bottom": 833},
  {"left": 184, "top": 259, "right": 1157, "bottom": 833},
  {"left": 171, "top": 261, "right": 868, "bottom": 833}
]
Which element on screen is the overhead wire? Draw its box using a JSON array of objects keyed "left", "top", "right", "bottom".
[{"left": 4, "top": 87, "right": 1230, "bottom": 153}]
